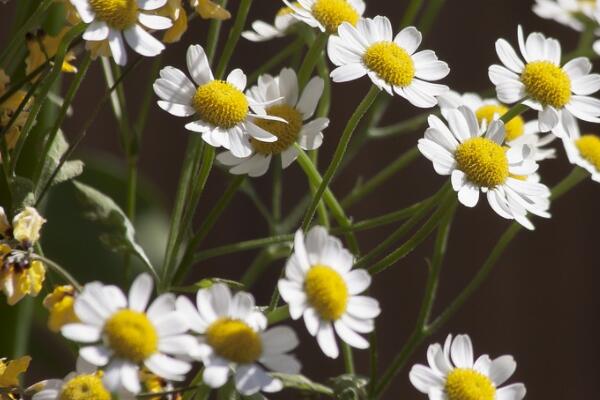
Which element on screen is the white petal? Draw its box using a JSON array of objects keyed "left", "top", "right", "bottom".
[
  {"left": 344, "top": 269, "right": 371, "bottom": 295},
  {"left": 489, "top": 355, "right": 517, "bottom": 386},
  {"left": 408, "top": 364, "right": 444, "bottom": 394},
  {"left": 123, "top": 25, "right": 165, "bottom": 57},
  {"left": 316, "top": 322, "right": 339, "bottom": 358},
  {"left": 145, "top": 353, "right": 191, "bottom": 381},
  {"left": 137, "top": 0, "right": 167, "bottom": 10},
  {"left": 138, "top": 13, "right": 173, "bottom": 30},
  {"left": 450, "top": 334, "right": 474, "bottom": 368},
  {"left": 495, "top": 39, "right": 524, "bottom": 72},
  {"left": 334, "top": 320, "right": 369, "bottom": 349},
  {"left": 83, "top": 21, "right": 109, "bottom": 41},
  {"left": 235, "top": 364, "right": 275, "bottom": 396},
  {"left": 120, "top": 363, "right": 141, "bottom": 394},
  {"left": 261, "top": 326, "right": 299, "bottom": 355},
  {"left": 331, "top": 63, "right": 368, "bottom": 83},
  {"left": 108, "top": 29, "right": 127, "bottom": 66},
  {"left": 227, "top": 69, "right": 247, "bottom": 91},
  {"left": 79, "top": 345, "right": 111, "bottom": 366},
  {"left": 187, "top": 44, "right": 214, "bottom": 86},
  {"left": 497, "top": 383, "right": 527, "bottom": 400},
  {"left": 128, "top": 273, "right": 153, "bottom": 312},
  {"left": 394, "top": 26, "right": 422, "bottom": 54},
  {"left": 260, "top": 353, "right": 301, "bottom": 374},
  {"left": 297, "top": 76, "right": 324, "bottom": 119},
  {"left": 202, "top": 358, "right": 230, "bottom": 388},
  {"left": 62, "top": 323, "right": 101, "bottom": 343}
]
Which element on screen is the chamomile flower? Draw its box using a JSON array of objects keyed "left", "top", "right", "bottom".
[
  {"left": 61, "top": 273, "right": 194, "bottom": 397},
  {"left": 489, "top": 25, "right": 600, "bottom": 132},
  {"left": 31, "top": 362, "right": 111, "bottom": 400},
  {"left": 533, "top": 0, "right": 598, "bottom": 31},
  {"left": 283, "top": 0, "right": 365, "bottom": 34},
  {"left": 242, "top": 2, "right": 299, "bottom": 42},
  {"left": 154, "top": 44, "right": 286, "bottom": 157},
  {"left": 217, "top": 68, "right": 328, "bottom": 177},
  {"left": 328, "top": 16, "right": 449, "bottom": 108},
  {"left": 70, "top": 0, "right": 173, "bottom": 65},
  {"left": 409, "top": 334, "right": 526, "bottom": 400},
  {"left": 555, "top": 110, "right": 600, "bottom": 182},
  {"left": 438, "top": 91, "right": 556, "bottom": 161},
  {"left": 176, "top": 284, "right": 300, "bottom": 396},
  {"left": 278, "top": 226, "right": 380, "bottom": 359},
  {"left": 418, "top": 106, "right": 551, "bottom": 230}
]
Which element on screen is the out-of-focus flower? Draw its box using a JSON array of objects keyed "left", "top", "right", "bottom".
[
  {"left": 533, "top": 0, "right": 597, "bottom": 31},
  {"left": 556, "top": 110, "right": 600, "bottom": 182},
  {"left": 30, "top": 363, "right": 110, "bottom": 400},
  {"left": 140, "top": 369, "right": 181, "bottom": 400},
  {"left": 62, "top": 273, "right": 194, "bottom": 397},
  {"left": 278, "top": 226, "right": 380, "bottom": 359},
  {"left": 57, "top": 0, "right": 81, "bottom": 25},
  {"left": 0, "top": 207, "right": 47, "bottom": 305},
  {"left": 218, "top": 68, "right": 328, "bottom": 177},
  {"left": 71, "top": 0, "right": 173, "bottom": 65},
  {"left": 154, "top": 44, "right": 286, "bottom": 158},
  {"left": 328, "top": 16, "right": 449, "bottom": 108},
  {"left": 0, "top": 70, "right": 32, "bottom": 154},
  {"left": 156, "top": 0, "right": 188, "bottom": 43},
  {"left": 0, "top": 356, "right": 31, "bottom": 388},
  {"left": 25, "top": 29, "right": 78, "bottom": 77},
  {"left": 489, "top": 25, "right": 600, "bottom": 133},
  {"left": 418, "top": 106, "right": 552, "bottom": 230},
  {"left": 190, "top": 0, "right": 230, "bottom": 20},
  {"left": 176, "top": 284, "right": 300, "bottom": 395},
  {"left": 242, "top": 3, "right": 299, "bottom": 42},
  {"left": 409, "top": 334, "right": 526, "bottom": 400},
  {"left": 283, "top": 0, "right": 365, "bottom": 34},
  {"left": 43, "top": 285, "right": 79, "bottom": 333}
]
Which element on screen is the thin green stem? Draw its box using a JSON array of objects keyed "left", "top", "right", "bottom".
[
  {"left": 368, "top": 195, "right": 456, "bottom": 275},
  {"left": 342, "top": 147, "right": 420, "bottom": 208},
  {"left": 301, "top": 85, "right": 380, "bottom": 231},
  {"left": 417, "top": 0, "right": 447, "bottom": 36},
  {"left": 205, "top": 0, "right": 229, "bottom": 64},
  {"left": 297, "top": 33, "right": 328, "bottom": 88},
  {"left": 342, "top": 343, "right": 355, "bottom": 374},
  {"left": 215, "top": 0, "right": 253, "bottom": 79},
  {"left": 32, "top": 52, "right": 92, "bottom": 187},
  {"left": 32, "top": 254, "right": 82, "bottom": 291},
  {"left": 0, "top": 61, "right": 49, "bottom": 107},
  {"left": 272, "top": 155, "right": 283, "bottom": 227},
  {"left": 248, "top": 37, "right": 304, "bottom": 84},
  {"left": 500, "top": 102, "right": 528, "bottom": 123},
  {"left": 400, "top": 0, "right": 424, "bottom": 27},
  {"left": 368, "top": 113, "right": 429, "bottom": 139},
  {"left": 266, "top": 305, "right": 290, "bottom": 325}
]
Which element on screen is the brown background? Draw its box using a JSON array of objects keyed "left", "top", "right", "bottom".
[{"left": 1, "top": 0, "right": 599, "bottom": 398}]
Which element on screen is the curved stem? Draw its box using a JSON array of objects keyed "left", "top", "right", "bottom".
[
  {"left": 214, "top": 0, "right": 253, "bottom": 79},
  {"left": 297, "top": 32, "right": 328, "bottom": 89},
  {"left": 32, "top": 254, "right": 82, "bottom": 291},
  {"left": 301, "top": 85, "right": 380, "bottom": 231}
]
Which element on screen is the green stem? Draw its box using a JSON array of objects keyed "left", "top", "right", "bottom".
[
  {"left": 368, "top": 113, "right": 429, "bottom": 139},
  {"left": 32, "top": 52, "right": 92, "bottom": 187},
  {"left": 342, "top": 147, "right": 420, "bottom": 208},
  {"left": 500, "top": 102, "right": 528, "bottom": 123},
  {"left": 301, "top": 85, "right": 380, "bottom": 231},
  {"left": 417, "top": 0, "right": 447, "bottom": 36},
  {"left": 342, "top": 343, "right": 355, "bottom": 374},
  {"left": 266, "top": 305, "right": 290, "bottom": 324},
  {"left": 248, "top": 37, "right": 304, "bottom": 84},
  {"left": 367, "top": 195, "right": 456, "bottom": 275},
  {"left": 174, "top": 175, "right": 245, "bottom": 284},
  {"left": 32, "top": 253, "right": 82, "bottom": 291},
  {"left": 241, "top": 246, "right": 290, "bottom": 288},
  {"left": 205, "top": 0, "right": 229, "bottom": 64},
  {"left": 297, "top": 33, "right": 328, "bottom": 88},
  {"left": 400, "top": 0, "right": 424, "bottom": 27},
  {"left": 194, "top": 234, "right": 293, "bottom": 263},
  {"left": 0, "top": 61, "right": 49, "bottom": 107},
  {"left": 272, "top": 155, "right": 282, "bottom": 227},
  {"left": 12, "top": 298, "right": 33, "bottom": 359},
  {"left": 214, "top": 0, "right": 253, "bottom": 79},
  {"left": 551, "top": 167, "right": 588, "bottom": 200}
]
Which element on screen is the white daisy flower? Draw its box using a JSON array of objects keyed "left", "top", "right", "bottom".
[
  {"left": 533, "top": 0, "right": 597, "bottom": 31},
  {"left": 282, "top": 0, "right": 365, "bottom": 34},
  {"left": 217, "top": 68, "right": 328, "bottom": 177},
  {"left": 328, "top": 16, "right": 449, "bottom": 108},
  {"left": 176, "top": 284, "right": 301, "bottom": 396},
  {"left": 31, "top": 359, "right": 110, "bottom": 400},
  {"left": 417, "top": 105, "right": 551, "bottom": 230},
  {"left": 278, "top": 226, "right": 381, "bottom": 359},
  {"left": 70, "top": 0, "right": 173, "bottom": 65},
  {"left": 153, "top": 44, "right": 287, "bottom": 158},
  {"left": 61, "top": 273, "right": 194, "bottom": 397},
  {"left": 555, "top": 110, "right": 600, "bottom": 182},
  {"left": 438, "top": 91, "right": 556, "bottom": 161},
  {"left": 242, "top": 3, "right": 299, "bottom": 42},
  {"left": 409, "top": 334, "right": 526, "bottom": 400},
  {"left": 489, "top": 25, "right": 600, "bottom": 133}
]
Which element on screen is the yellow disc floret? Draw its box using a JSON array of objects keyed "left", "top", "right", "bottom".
[
  {"left": 304, "top": 264, "right": 348, "bottom": 321},
  {"left": 576, "top": 134, "right": 600, "bottom": 172},
  {"left": 251, "top": 104, "right": 303, "bottom": 154},
  {"left": 363, "top": 42, "right": 415, "bottom": 87},
  {"left": 311, "top": 0, "right": 359, "bottom": 33},
  {"left": 205, "top": 318, "right": 263, "bottom": 364},
  {"left": 455, "top": 137, "right": 509, "bottom": 187},
  {"left": 521, "top": 61, "right": 571, "bottom": 108},
  {"left": 444, "top": 368, "right": 495, "bottom": 400},
  {"left": 475, "top": 105, "right": 524, "bottom": 142},
  {"left": 60, "top": 373, "right": 111, "bottom": 400},
  {"left": 88, "top": 0, "right": 138, "bottom": 30},
  {"left": 103, "top": 309, "right": 158, "bottom": 363},
  {"left": 192, "top": 80, "right": 249, "bottom": 129}
]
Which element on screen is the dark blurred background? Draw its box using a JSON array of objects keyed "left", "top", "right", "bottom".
[{"left": 1, "top": 0, "right": 599, "bottom": 398}]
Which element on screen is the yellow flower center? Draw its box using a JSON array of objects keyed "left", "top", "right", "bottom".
[
  {"left": 576, "top": 134, "right": 600, "bottom": 172},
  {"left": 304, "top": 264, "right": 348, "bottom": 321},
  {"left": 60, "top": 373, "right": 111, "bottom": 400},
  {"left": 88, "top": 0, "right": 138, "bottom": 30},
  {"left": 521, "top": 61, "right": 571, "bottom": 108},
  {"left": 251, "top": 104, "right": 303, "bottom": 155},
  {"left": 444, "top": 368, "right": 495, "bottom": 400},
  {"left": 192, "top": 80, "right": 249, "bottom": 129},
  {"left": 205, "top": 318, "right": 263, "bottom": 364},
  {"left": 311, "top": 0, "right": 359, "bottom": 33},
  {"left": 363, "top": 42, "right": 415, "bottom": 87},
  {"left": 475, "top": 105, "right": 525, "bottom": 142},
  {"left": 455, "top": 137, "right": 509, "bottom": 187},
  {"left": 103, "top": 309, "right": 158, "bottom": 363}
]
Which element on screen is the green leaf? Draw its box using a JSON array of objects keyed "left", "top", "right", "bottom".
[
  {"left": 36, "top": 130, "right": 84, "bottom": 198},
  {"left": 10, "top": 176, "right": 35, "bottom": 212},
  {"left": 328, "top": 374, "right": 368, "bottom": 400},
  {"left": 272, "top": 373, "right": 335, "bottom": 397},
  {"left": 72, "top": 180, "right": 158, "bottom": 280}
]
